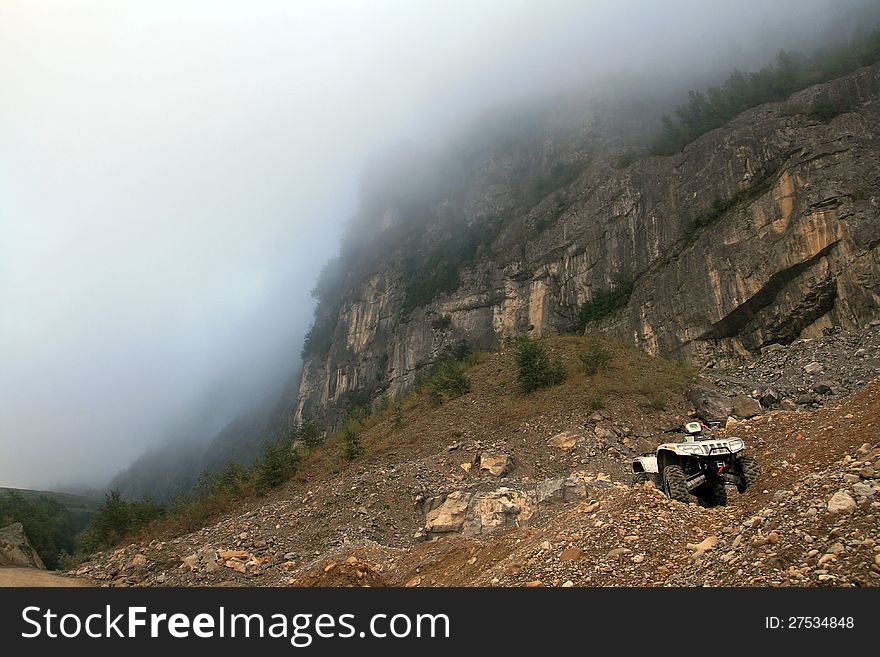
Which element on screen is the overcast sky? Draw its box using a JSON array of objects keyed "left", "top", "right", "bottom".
[{"left": 0, "top": 0, "right": 865, "bottom": 491}]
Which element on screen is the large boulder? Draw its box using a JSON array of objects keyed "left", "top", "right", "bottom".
[
  {"left": 759, "top": 388, "right": 781, "bottom": 408},
  {"left": 535, "top": 476, "right": 590, "bottom": 505},
  {"left": 424, "top": 491, "right": 471, "bottom": 534},
  {"left": 687, "top": 386, "right": 732, "bottom": 423},
  {"left": 827, "top": 491, "right": 857, "bottom": 513},
  {"left": 731, "top": 395, "right": 762, "bottom": 419},
  {"left": 479, "top": 452, "right": 513, "bottom": 477},
  {"left": 548, "top": 431, "right": 581, "bottom": 451},
  {"left": 0, "top": 522, "right": 46, "bottom": 569}
]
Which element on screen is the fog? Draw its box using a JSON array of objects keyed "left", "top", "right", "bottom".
[{"left": 0, "top": 0, "right": 871, "bottom": 491}]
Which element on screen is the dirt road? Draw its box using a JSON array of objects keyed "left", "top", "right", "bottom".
[{"left": 0, "top": 567, "right": 92, "bottom": 587}]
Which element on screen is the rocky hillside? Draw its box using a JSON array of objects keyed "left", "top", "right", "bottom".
[
  {"left": 70, "top": 331, "right": 879, "bottom": 587},
  {"left": 295, "top": 63, "right": 880, "bottom": 430}
]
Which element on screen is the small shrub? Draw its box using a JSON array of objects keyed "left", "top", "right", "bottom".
[
  {"left": 417, "top": 342, "right": 473, "bottom": 404},
  {"left": 297, "top": 416, "right": 323, "bottom": 450},
  {"left": 427, "top": 358, "right": 471, "bottom": 401},
  {"left": 806, "top": 95, "right": 853, "bottom": 122},
  {"left": 255, "top": 429, "right": 300, "bottom": 494},
  {"left": 431, "top": 315, "right": 452, "bottom": 331},
  {"left": 580, "top": 337, "right": 613, "bottom": 375},
  {"left": 391, "top": 404, "right": 405, "bottom": 429},
  {"left": 588, "top": 391, "right": 605, "bottom": 410},
  {"left": 515, "top": 338, "right": 567, "bottom": 392},
  {"left": 341, "top": 417, "right": 365, "bottom": 461}
]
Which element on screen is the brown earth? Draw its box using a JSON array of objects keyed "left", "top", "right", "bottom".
[{"left": 0, "top": 567, "right": 92, "bottom": 587}]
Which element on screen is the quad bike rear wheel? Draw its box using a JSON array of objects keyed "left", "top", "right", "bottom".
[
  {"left": 736, "top": 455, "right": 760, "bottom": 493},
  {"left": 633, "top": 472, "right": 648, "bottom": 485},
  {"left": 662, "top": 464, "right": 690, "bottom": 503}
]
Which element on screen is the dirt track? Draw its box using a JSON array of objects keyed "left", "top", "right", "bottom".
[{"left": 0, "top": 567, "right": 92, "bottom": 587}]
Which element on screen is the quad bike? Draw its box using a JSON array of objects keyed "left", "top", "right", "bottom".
[{"left": 631, "top": 421, "right": 760, "bottom": 507}]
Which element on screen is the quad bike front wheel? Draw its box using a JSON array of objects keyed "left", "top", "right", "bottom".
[{"left": 662, "top": 464, "right": 690, "bottom": 503}]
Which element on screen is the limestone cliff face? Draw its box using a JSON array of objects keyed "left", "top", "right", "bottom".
[{"left": 296, "top": 64, "right": 880, "bottom": 428}]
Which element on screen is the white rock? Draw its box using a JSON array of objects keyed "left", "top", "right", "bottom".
[{"left": 827, "top": 491, "right": 857, "bottom": 513}]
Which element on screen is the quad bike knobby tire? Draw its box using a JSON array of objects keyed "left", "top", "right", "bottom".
[
  {"left": 662, "top": 464, "right": 690, "bottom": 503},
  {"left": 736, "top": 455, "right": 760, "bottom": 493}
]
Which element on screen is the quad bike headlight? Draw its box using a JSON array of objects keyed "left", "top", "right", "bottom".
[
  {"left": 727, "top": 438, "right": 744, "bottom": 451},
  {"left": 679, "top": 444, "right": 706, "bottom": 455}
]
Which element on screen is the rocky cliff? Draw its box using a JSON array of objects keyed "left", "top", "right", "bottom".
[
  {"left": 0, "top": 522, "right": 46, "bottom": 569},
  {"left": 296, "top": 64, "right": 880, "bottom": 429}
]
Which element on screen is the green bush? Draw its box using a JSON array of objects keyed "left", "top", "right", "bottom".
[
  {"left": 391, "top": 404, "right": 405, "bottom": 429},
  {"left": 194, "top": 461, "right": 250, "bottom": 499},
  {"left": 676, "top": 172, "right": 774, "bottom": 248},
  {"left": 426, "top": 358, "right": 471, "bottom": 402},
  {"left": 575, "top": 278, "right": 634, "bottom": 331},
  {"left": 340, "top": 417, "right": 365, "bottom": 461},
  {"left": 416, "top": 343, "right": 473, "bottom": 404},
  {"left": 79, "top": 490, "right": 166, "bottom": 554},
  {"left": 255, "top": 429, "right": 300, "bottom": 494},
  {"left": 806, "top": 95, "right": 853, "bottom": 122},
  {"left": 580, "top": 337, "right": 614, "bottom": 375},
  {"left": 298, "top": 416, "right": 323, "bottom": 450},
  {"left": 515, "top": 338, "right": 567, "bottom": 392}
]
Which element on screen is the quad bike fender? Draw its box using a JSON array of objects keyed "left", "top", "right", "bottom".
[{"left": 631, "top": 455, "right": 658, "bottom": 474}]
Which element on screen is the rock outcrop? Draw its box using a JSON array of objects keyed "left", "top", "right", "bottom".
[
  {"left": 0, "top": 522, "right": 46, "bottom": 569},
  {"left": 422, "top": 472, "right": 612, "bottom": 539},
  {"left": 295, "top": 64, "right": 880, "bottom": 430}
]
